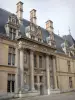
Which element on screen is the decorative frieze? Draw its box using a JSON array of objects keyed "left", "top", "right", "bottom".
[{"left": 18, "top": 40, "right": 55, "bottom": 55}]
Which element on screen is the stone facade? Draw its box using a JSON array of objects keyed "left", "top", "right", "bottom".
[{"left": 0, "top": 1, "right": 75, "bottom": 98}]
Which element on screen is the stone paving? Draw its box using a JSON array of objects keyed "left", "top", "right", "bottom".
[{"left": 10, "top": 92, "right": 75, "bottom": 100}]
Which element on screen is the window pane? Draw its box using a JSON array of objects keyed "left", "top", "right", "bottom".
[
  {"left": 34, "top": 76, "right": 37, "bottom": 83},
  {"left": 69, "top": 77, "right": 73, "bottom": 88},
  {"left": 8, "top": 74, "right": 11, "bottom": 80},
  {"left": 12, "top": 48, "right": 15, "bottom": 54},
  {"left": 8, "top": 53, "right": 11, "bottom": 65},
  {"left": 34, "top": 55, "right": 36, "bottom": 67},
  {"left": 39, "top": 56, "right": 42, "bottom": 68},
  {"left": 7, "top": 81, "right": 11, "bottom": 92},
  {"left": 12, "top": 54, "right": 15, "bottom": 65},
  {"left": 12, "top": 81, "right": 15, "bottom": 92},
  {"left": 12, "top": 74, "right": 15, "bottom": 81}
]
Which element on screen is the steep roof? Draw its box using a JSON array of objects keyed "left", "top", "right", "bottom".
[{"left": 0, "top": 8, "right": 75, "bottom": 53}]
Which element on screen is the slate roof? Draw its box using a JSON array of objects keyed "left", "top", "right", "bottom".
[{"left": 0, "top": 8, "right": 75, "bottom": 53}]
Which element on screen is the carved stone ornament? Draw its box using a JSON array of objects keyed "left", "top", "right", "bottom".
[{"left": 8, "top": 14, "right": 19, "bottom": 26}]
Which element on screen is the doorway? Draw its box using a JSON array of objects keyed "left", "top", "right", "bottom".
[{"left": 40, "top": 85, "right": 44, "bottom": 95}]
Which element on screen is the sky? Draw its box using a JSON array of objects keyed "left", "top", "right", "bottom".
[{"left": 0, "top": 0, "right": 75, "bottom": 38}]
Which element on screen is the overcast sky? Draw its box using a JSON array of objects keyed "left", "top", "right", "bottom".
[{"left": 0, "top": 0, "right": 75, "bottom": 38}]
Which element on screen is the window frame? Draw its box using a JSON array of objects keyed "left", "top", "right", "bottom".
[{"left": 8, "top": 47, "right": 15, "bottom": 66}]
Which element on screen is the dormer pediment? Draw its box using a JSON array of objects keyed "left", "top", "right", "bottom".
[{"left": 7, "top": 14, "right": 19, "bottom": 27}]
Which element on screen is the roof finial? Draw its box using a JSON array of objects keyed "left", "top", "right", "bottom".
[
  {"left": 58, "top": 30, "right": 60, "bottom": 36},
  {"left": 68, "top": 26, "right": 71, "bottom": 35}
]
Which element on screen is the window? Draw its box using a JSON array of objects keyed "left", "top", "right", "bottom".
[
  {"left": 13, "top": 29, "right": 16, "bottom": 40},
  {"left": 7, "top": 74, "right": 15, "bottom": 93},
  {"left": 34, "top": 76, "right": 37, "bottom": 83},
  {"left": 34, "top": 55, "right": 36, "bottom": 67},
  {"left": 9, "top": 28, "right": 12, "bottom": 39},
  {"left": 8, "top": 53, "right": 12, "bottom": 65},
  {"left": 9, "top": 27, "right": 16, "bottom": 40},
  {"left": 67, "top": 60, "right": 71, "bottom": 73},
  {"left": 39, "top": 56, "right": 42, "bottom": 68},
  {"left": 8, "top": 47, "right": 15, "bottom": 66},
  {"left": 69, "top": 77, "right": 73, "bottom": 88},
  {"left": 40, "top": 76, "right": 43, "bottom": 82}
]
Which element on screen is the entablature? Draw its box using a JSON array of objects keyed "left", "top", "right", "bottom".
[{"left": 17, "top": 36, "right": 56, "bottom": 55}]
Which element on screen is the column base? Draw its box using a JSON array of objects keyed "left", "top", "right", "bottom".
[
  {"left": 50, "top": 88, "right": 60, "bottom": 94},
  {"left": 45, "top": 89, "right": 50, "bottom": 95},
  {"left": 18, "top": 90, "right": 40, "bottom": 98}
]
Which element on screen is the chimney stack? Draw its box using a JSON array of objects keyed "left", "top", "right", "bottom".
[
  {"left": 46, "top": 20, "right": 56, "bottom": 47},
  {"left": 46, "top": 20, "right": 54, "bottom": 33},
  {"left": 16, "top": 1, "right": 23, "bottom": 24},
  {"left": 30, "top": 9, "right": 37, "bottom": 24},
  {"left": 46, "top": 20, "right": 54, "bottom": 40}
]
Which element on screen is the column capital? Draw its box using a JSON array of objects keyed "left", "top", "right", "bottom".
[{"left": 18, "top": 41, "right": 24, "bottom": 50}]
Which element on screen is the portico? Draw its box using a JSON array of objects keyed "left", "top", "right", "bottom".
[{"left": 16, "top": 36, "right": 58, "bottom": 95}]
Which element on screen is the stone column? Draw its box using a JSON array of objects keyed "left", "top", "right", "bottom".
[
  {"left": 15, "top": 48, "right": 19, "bottom": 93},
  {"left": 30, "top": 50, "right": 35, "bottom": 91},
  {"left": 20, "top": 49, "right": 24, "bottom": 90},
  {"left": 53, "top": 57, "right": 58, "bottom": 89},
  {"left": 46, "top": 55, "right": 50, "bottom": 95}
]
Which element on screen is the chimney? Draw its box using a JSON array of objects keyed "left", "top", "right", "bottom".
[
  {"left": 46, "top": 20, "right": 56, "bottom": 47},
  {"left": 16, "top": 1, "right": 23, "bottom": 24},
  {"left": 46, "top": 20, "right": 54, "bottom": 33},
  {"left": 30, "top": 9, "right": 37, "bottom": 24}
]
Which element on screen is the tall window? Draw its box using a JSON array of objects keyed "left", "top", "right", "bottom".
[
  {"left": 39, "top": 56, "right": 42, "bottom": 68},
  {"left": 69, "top": 77, "right": 73, "bottom": 88},
  {"left": 34, "top": 76, "right": 37, "bottom": 83},
  {"left": 9, "top": 27, "right": 16, "bottom": 40},
  {"left": 39, "top": 76, "right": 43, "bottom": 82},
  {"left": 67, "top": 60, "right": 71, "bottom": 73},
  {"left": 7, "top": 74, "right": 15, "bottom": 93},
  {"left": 34, "top": 54, "right": 36, "bottom": 67},
  {"left": 8, "top": 47, "right": 15, "bottom": 66}
]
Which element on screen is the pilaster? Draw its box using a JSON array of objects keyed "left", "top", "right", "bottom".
[{"left": 53, "top": 57, "right": 58, "bottom": 89}]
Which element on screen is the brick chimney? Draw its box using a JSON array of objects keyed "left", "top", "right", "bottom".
[
  {"left": 16, "top": 1, "right": 23, "bottom": 24},
  {"left": 30, "top": 9, "right": 37, "bottom": 24}
]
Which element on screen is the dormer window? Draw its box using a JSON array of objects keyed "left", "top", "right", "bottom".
[
  {"left": 9, "top": 27, "right": 16, "bottom": 40},
  {"left": 5, "top": 14, "right": 19, "bottom": 39},
  {"left": 12, "top": 18, "right": 16, "bottom": 24}
]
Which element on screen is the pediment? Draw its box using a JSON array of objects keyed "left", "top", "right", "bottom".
[{"left": 8, "top": 14, "right": 19, "bottom": 26}]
